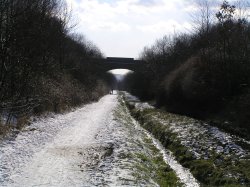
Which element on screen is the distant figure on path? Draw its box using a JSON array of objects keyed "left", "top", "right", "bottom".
[{"left": 110, "top": 89, "right": 113, "bottom": 94}]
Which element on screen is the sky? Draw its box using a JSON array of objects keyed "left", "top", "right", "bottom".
[{"left": 65, "top": 0, "right": 247, "bottom": 58}]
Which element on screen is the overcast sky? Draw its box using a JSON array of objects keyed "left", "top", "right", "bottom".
[{"left": 65, "top": 0, "right": 246, "bottom": 58}]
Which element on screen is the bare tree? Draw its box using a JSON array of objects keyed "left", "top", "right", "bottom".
[
  {"left": 234, "top": 0, "right": 250, "bottom": 21},
  {"left": 190, "top": 0, "right": 216, "bottom": 34}
]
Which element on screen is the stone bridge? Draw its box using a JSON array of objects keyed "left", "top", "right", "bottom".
[{"left": 96, "top": 57, "right": 144, "bottom": 72}]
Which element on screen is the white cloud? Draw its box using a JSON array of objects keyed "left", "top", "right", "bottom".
[
  {"left": 136, "top": 20, "right": 192, "bottom": 34},
  {"left": 136, "top": 0, "right": 162, "bottom": 7},
  {"left": 183, "top": 4, "right": 199, "bottom": 13},
  {"left": 89, "top": 22, "right": 131, "bottom": 32},
  {"left": 66, "top": 0, "right": 194, "bottom": 57},
  {"left": 67, "top": 0, "right": 187, "bottom": 31}
]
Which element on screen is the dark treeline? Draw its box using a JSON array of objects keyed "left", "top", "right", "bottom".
[
  {"left": 0, "top": 0, "right": 109, "bottom": 132},
  {"left": 124, "top": 0, "right": 250, "bottom": 139}
]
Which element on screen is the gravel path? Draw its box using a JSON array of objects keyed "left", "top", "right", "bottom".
[{"left": 0, "top": 95, "right": 117, "bottom": 186}]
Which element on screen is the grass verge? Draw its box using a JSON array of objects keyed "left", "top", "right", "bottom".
[
  {"left": 114, "top": 96, "right": 183, "bottom": 186},
  {"left": 125, "top": 99, "right": 250, "bottom": 187}
]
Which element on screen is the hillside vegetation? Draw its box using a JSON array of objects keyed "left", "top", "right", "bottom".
[
  {"left": 0, "top": 0, "right": 109, "bottom": 134},
  {"left": 124, "top": 0, "right": 250, "bottom": 139}
]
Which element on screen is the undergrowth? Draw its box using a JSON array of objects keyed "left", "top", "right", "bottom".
[{"left": 0, "top": 122, "right": 11, "bottom": 136}]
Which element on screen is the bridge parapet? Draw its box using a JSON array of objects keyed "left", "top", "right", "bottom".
[{"left": 105, "top": 57, "right": 143, "bottom": 64}]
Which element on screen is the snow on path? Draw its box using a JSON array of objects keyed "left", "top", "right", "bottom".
[
  {"left": 1, "top": 93, "right": 201, "bottom": 187},
  {"left": 0, "top": 95, "right": 117, "bottom": 187}
]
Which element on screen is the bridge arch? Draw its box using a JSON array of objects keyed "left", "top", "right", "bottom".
[
  {"left": 95, "top": 57, "right": 145, "bottom": 91},
  {"left": 106, "top": 68, "right": 135, "bottom": 91}
]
